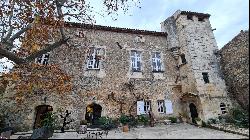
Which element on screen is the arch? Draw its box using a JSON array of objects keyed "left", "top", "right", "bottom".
[
  {"left": 85, "top": 103, "right": 102, "bottom": 125},
  {"left": 33, "top": 105, "right": 53, "bottom": 129},
  {"left": 189, "top": 103, "right": 198, "bottom": 124}
]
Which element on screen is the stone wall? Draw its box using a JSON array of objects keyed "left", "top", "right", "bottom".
[
  {"left": 219, "top": 30, "right": 249, "bottom": 111},
  {"left": 161, "top": 10, "right": 232, "bottom": 121},
  {"left": 0, "top": 25, "right": 182, "bottom": 131}
]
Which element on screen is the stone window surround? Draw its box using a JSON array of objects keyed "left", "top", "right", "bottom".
[
  {"left": 157, "top": 100, "right": 165, "bottom": 113},
  {"left": 130, "top": 50, "right": 142, "bottom": 72},
  {"left": 83, "top": 45, "right": 106, "bottom": 78},
  {"left": 151, "top": 51, "right": 165, "bottom": 73},
  {"left": 35, "top": 53, "right": 50, "bottom": 65},
  {"left": 144, "top": 100, "right": 151, "bottom": 114},
  {"left": 87, "top": 47, "right": 102, "bottom": 70}
]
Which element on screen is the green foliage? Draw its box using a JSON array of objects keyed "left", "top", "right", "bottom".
[
  {"left": 168, "top": 117, "right": 177, "bottom": 123},
  {"left": 0, "top": 114, "right": 5, "bottom": 132},
  {"left": 207, "top": 118, "right": 218, "bottom": 125},
  {"left": 137, "top": 115, "right": 149, "bottom": 126},
  {"left": 80, "top": 120, "right": 88, "bottom": 125},
  {"left": 41, "top": 112, "right": 55, "bottom": 129},
  {"left": 194, "top": 117, "right": 201, "bottom": 121},
  {"left": 202, "top": 121, "right": 207, "bottom": 127},
  {"left": 228, "top": 107, "right": 249, "bottom": 128},
  {"left": 127, "top": 116, "right": 138, "bottom": 127},
  {"left": 97, "top": 116, "right": 117, "bottom": 130},
  {"left": 119, "top": 114, "right": 130, "bottom": 125}
]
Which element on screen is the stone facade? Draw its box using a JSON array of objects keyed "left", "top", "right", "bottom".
[
  {"left": 219, "top": 30, "right": 249, "bottom": 111},
  {"left": 0, "top": 10, "right": 232, "bottom": 131},
  {"left": 161, "top": 10, "right": 231, "bottom": 121}
]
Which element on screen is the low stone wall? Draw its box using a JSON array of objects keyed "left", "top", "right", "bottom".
[{"left": 208, "top": 124, "right": 249, "bottom": 137}]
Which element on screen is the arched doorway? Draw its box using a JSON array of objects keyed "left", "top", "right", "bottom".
[
  {"left": 85, "top": 103, "right": 102, "bottom": 125},
  {"left": 189, "top": 103, "right": 198, "bottom": 124},
  {"left": 33, "top": 105, "right": 53, "bottom": 129}
]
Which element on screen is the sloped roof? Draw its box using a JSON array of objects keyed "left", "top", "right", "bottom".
[{"left": 64, "top": 22, "right": 167, "bottom": 37}]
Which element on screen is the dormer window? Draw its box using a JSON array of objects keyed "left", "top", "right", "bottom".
[
  {"left": 35, "top": 53, "right": 50, "bottom": 65},
  {"left": 87, "top": 48, "right": 101, "bottom": 69}
]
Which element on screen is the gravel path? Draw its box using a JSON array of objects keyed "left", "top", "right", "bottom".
[{"left": 10, "top": 123, "right": 248, "bottom": 139}]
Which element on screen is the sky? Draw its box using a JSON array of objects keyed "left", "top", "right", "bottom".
[
  {"left": 0, "top": 0, "right": 249, "bottom": 73},
  {"left": 89, "top": 0, "right": 249, "bottom": 49}
]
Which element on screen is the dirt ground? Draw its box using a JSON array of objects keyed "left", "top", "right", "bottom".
[{"left": 10, "top": 123, "right": 248, "bottom": 139}]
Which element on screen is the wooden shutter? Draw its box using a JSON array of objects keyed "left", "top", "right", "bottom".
[
  {"left": 165, "top": 100, "right": 173, "bottom": 114},
  {"left": 137, "top": 101, "right": 145, "bottom": 115}
]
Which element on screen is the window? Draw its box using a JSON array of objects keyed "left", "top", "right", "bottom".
[
  {"left": 157, "top": 100, "right": 165, "bottom": 113},
  {"left": 87, "top": 48, "right": 101, "bottom": 69},
  {"left": 152, "top": 52, "right": 163, "bottom": 72},
  {"left": 131, "top": 50, "right": 141, "bottom": 72},
  {"left": 187, "top": 15, "right": 193, "bottom": 20},
  {"left": 220, "top": 103, "right": 227, "bottom": 114},
  {"left": 202, "top": 72, "right": 210, "bottom": 84},
  {"left": 35, "top": 53, "right": 49, "bottom": 65},
  {"left": 180, "top": 54, "right": 187, "bottom": 64},
  {"left": 144, "top": 101, "right": 151, "bottom": 113}
]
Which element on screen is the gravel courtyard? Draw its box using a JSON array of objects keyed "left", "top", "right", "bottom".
[{"left": 10, "top": 123, "right": 248, "bottom": 139}]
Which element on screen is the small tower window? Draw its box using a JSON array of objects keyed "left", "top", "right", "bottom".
[
  {"left": 187, "top": 15, "right": 193, "bottom": 20},
  {"left": 220, "top": 103, "right": 227, "bottom": 114},
  {"left": 202, "top": 72, "right": 210, "bottom": 84},
  {"left": 202, "top": 72, "right": 209, "bottom": 84},
  {"left": 180, "top": 54, "right": 187, "bottom": 64}
]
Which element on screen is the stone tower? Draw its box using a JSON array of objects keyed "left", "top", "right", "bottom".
[{"left": 161, "top": 10, "right": 232, "bottom": 121}]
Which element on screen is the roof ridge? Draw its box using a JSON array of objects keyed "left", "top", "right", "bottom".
[{"left": 64, "top": 22, "right": 167, "bottom": 37}]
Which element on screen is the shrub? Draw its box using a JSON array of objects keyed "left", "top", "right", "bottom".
[
  {"left": 41, "top": 112, "right": 55, "bottom": 129},
  {"left": 229, "top": 107, "right": 249, "bottom": 128},
  {"left": 127, "top": 116, "right": 138, "bottom": 127},
  {"left": 207, "top": 118, "right": 218, "bottom": 125},
  {"left": 80, "top": 120, "right": 88, "bottom": 125},
  {"left": 168, "top": 117, "right": 177, "bottom": 123},
  {"left": 119, "top": 114, "right": 130, "bottom": 125},
  {"left": 202, "top": 121, "right": 207, "bottom": 127},
  {"left": 0, "top": 114, "right": 5, "bottom": 133},
  {"left": 137, "top": 114, "right": 149, "bottom": 126},
  {"left": 194, "top": 117, "right": 201, "bottom": 122},
  {"left": 97, "top": 116, "right": 117, "bottom": 130}
]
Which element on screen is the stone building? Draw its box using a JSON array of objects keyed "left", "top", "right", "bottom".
[
  {"left": 0, "top": 10, "right": 232, "bottom": 131},
  {"left": 219, "top": 30, "right": 249, "bottom": 111}
]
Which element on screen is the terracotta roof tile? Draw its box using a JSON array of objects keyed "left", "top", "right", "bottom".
[{"left": 64, "top": 22, "right": 167, "bottom": 37}]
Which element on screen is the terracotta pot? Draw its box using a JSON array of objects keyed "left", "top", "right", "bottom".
[{"left": 122, "top": 124, "right": 129, "bottom": 132}]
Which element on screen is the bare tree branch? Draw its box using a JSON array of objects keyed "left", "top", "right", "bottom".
[
  {"left": 0, "top": 45, "right": 25, "bottom": 64},
  {"left": 25, "top": 37, "right": 69, "bottom": 62},
  {"left": 9, "top": 24, "right": 32, "bottom": 43}
]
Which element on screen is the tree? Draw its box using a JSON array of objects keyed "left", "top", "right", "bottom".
[{"left": 0, "top": 0, "right": 141, "bottom": 99}]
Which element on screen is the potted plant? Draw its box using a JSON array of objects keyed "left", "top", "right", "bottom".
[
  {"left": 137, "top": 115, "right": 149, "bottom": 127},
  {"left": 119, "top": 114, "right": 130, "bottom": 132},
  {"left": 79, "top": 120, "right": 88, "bottom": 134},
  {"left": 195, "top": 117, "right": 202, "bottom": 126}
]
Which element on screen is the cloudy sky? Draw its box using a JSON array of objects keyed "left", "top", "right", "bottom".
[{"left": 90, "top": 0, "right": 249, "bottom": 49}]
